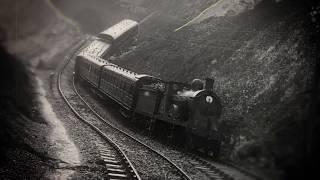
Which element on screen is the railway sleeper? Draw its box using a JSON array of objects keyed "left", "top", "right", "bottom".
[
  {"left": 107, "top": 172, "right": 128, "bottom": 179},
  {"left": 107, "top": 168, "right": 126, "bottom": 173},
  {"left": 103, "top": 159, "right": 121, "bottom": 164},
  {"left": 106, "top": 163, "right": 123, "bottom": 169},
  {"left": 101, "top": 154, "right": 117, "bottom": 158}
]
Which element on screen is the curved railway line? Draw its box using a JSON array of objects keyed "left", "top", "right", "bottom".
[
  {"left": 73, "top": 77, "right": 237, "bottom": 180},
  {"left": 73, "top": 73, "right": 246, "bottom": 180},
  {"left": 57, "top": 39, "right": 192, "bottom": 180},
  {"left": 57, "top": 40, "right": 141, "bottom": 180},
  {"left": 75, "top": 80, "right": 251, "bottom": 180},
  {"left": 72, "top": 73, "right": 192, "bottom": 180},
  {"left": 57, "top": 37, "right": 259, "bottom": 180}
]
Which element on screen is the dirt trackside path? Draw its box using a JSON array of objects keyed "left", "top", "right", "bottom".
[
  {"left": 35, "top": 77, "right": 81, "bottom": 178},
  {"left": 0, "top": 45, "right": 80, "bottom": 179},
  {"left": 35, "top": 45, "right": 109, "bottom": 179}
]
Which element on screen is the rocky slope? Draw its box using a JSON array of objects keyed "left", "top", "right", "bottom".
[{"left": 2, "top": 0, "right": 81, "bottom": 69}]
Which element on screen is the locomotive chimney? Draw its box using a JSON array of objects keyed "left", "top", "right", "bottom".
[{"left": 204, "top": 78, "right": 214, "bottom": 90}]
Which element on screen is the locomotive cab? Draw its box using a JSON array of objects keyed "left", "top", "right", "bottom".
[
  {"left": 164, "top": 82, "right": 192, "bottom": 121},
  {"left": 134, "top": 75, "right": 165, "bottom": 117}
]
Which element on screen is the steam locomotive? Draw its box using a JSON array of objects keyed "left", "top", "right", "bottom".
[{"left": 74, "top": 19, "right": 223, "bottom": 157}]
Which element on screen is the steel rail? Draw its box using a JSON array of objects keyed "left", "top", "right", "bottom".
[
  {"left": 57, "top": 39, "right": 141, "bottom": 180},
  {"left": 73, "top": 68, "right": 192, "bottom": 180}
]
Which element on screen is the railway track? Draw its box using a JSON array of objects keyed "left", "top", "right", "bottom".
[
  {"left": 70, "top": 55, "right": 247, "bottom": 180},
  {"left": 58, "top": 39, "right": 192, "bottom": 179},
  {"left": 73, "top": 66, "right": 258, "bottom": 180},
  {"left": 184, "top": 154, "right": 233, "bottom": 180},
  {"left": 73, "top": 82, "right": 238, "bottom": 180},
  {"left": 58, "top": 37, "right": 259, "bottom": 180},
  {"left": 73, "top": 77, "right": 246, "bottom": 180},
  {"left": 57, "top": 40, "right": 141, "bottom": 180}
]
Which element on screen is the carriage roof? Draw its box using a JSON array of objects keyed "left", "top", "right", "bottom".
[
  {"left": 76, "top": 54, "right": 107, "bottom": 67},
  {"left": 77, "top": 54, "right": 161, "bottom": 85},
  {"left": 98, "top": 19, "right": 138, "bottom": 41},
  {"left": 81, "top": 40, "right": 111, "bottom": 58},
  {"left": 103, "top": 65, "right": 162, "bottom": 85},
  {"left": 103, "top": 63, "right": 139, "bottom": 82}
]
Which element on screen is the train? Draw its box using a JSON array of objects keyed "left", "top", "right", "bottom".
[{"left": 74, "top": 19, "right": 223, "bottom": 157}]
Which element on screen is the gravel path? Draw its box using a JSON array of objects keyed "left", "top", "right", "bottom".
[{"left": 36, "top": 53, "right": 109, "bottom": 178}]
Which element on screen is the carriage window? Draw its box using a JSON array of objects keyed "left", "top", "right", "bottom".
[
  {"left": 103, "top": 71, "right": 107, "bottom": 80},
  {"left": 116, "top": 78, "right": 120, "bottom": 87},
  {"left": 120, "top": 80, "right": 124, "bottom": 89},
  {"left": 126, "top": 84, "right": 129, "bottom": 93},
  {"left": 119, "top": 80, "right": 122, "bottom": 89},
  {"left": 123, "top": 81, "right": 127, "bottom": 90},
  {"left": 122, "top": 81, "right": 126, "bottom": 90},
  {"left": 113, "top": 76, "right": 117, "bottom": 85},
  {"left": 107, "top": 73, "right": 110, "bottom": 82},
  {"left": 105, "top": 72, "right": 108, "bottom": 80},
  {"left": 118, "top": 79, "right": 122, "bottom": 89},
  {"left": 110, "top": 75, "right": 114, "bottom": 83},
  {"left": 124, "top": 83, "right": 128, "bottom": 92}
]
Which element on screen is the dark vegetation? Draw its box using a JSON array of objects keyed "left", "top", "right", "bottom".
[
  {"left": 113, "top": 0, "right": 320, "bottom": 179},
  {"left": 0, "top": 45, "right": 53, "bottom": 178},
  {"left": 0, "top": 45, "right": 34, "bottom": 157}
]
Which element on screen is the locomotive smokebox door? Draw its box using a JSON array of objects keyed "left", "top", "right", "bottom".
[{"left": 189, "top": 91, "right": 222, "bottom": 138}]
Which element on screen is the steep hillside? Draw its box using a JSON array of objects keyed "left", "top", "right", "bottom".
[
  {"left": 52, "top": 0, "right": 137, "bottom": 34},
  {"left": 2, "top": 0, "right": 81, "bottom": 69},
  {"left": 115, "top": 0, "right": 319, "bottom": 179},
  {"left": 0, "top": 0, "right": 81, "bottom": 178},
  {"left": 51, "top": 0, "right": 234, "bottom": 34}
]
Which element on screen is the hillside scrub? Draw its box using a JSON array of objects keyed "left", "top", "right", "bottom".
[{"left": 115, "top": 0, "right": 319, "bottom": 179}]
